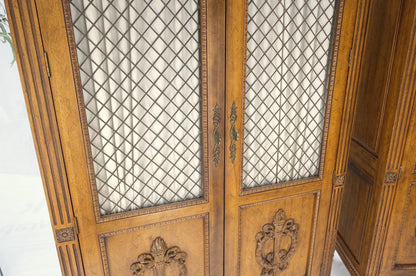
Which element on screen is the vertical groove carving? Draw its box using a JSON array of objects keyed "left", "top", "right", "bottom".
[
  {"left": 366, "top": 184, "right": 396, "bottom": 275},
  {"left": 321, "top": 0, "right": 366, "bottom": 273},
  {"left": 367, "top": 3, "right": 416, "bottom": 274},
  {"left": 5, "top": 0, "right": 84, "bottom": 274},
  {"left": 392, "top": 183, "right": 416, "bottom": 269},
  {"left": 321, "top": 186, "right": 344, "bottom": 275},
  {"left": 255, "top": 209, "right": 298, "bottom": 275}
]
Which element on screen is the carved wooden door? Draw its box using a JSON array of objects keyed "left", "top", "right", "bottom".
[
  {"left": 7, "top": 0, "right": 225, "bottom": 275},
  {"left": 225, "top": 0, "right": 359, "bottom": 275},
  {"left": 7, "top": 0, "right": 359, "bottom": 275}
]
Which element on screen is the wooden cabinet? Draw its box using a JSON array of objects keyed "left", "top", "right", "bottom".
[
  {"left": 6, "top": 0, "right": 362, "bottom": 275},
  {"left": 336, "top": 0, "right": 416, "bottom": 275}
]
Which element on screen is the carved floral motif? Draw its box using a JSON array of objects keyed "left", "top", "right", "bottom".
[
  {"left": 56, "top": 227, "right": 75, "bottom": 243},
  {"left": 130, "top": 237, "right": 187, "bottom": 276},
  {"left": 384, "top": 172, "right": 397, "bottom": 183},
  {"left": 255, "top": 209, "right": 299, "bottom": 275},
  {"left": 335, "top": 174, "right": 346, "bottom": 186}
]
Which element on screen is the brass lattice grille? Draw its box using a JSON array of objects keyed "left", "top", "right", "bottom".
[
  {"left": 243, "top": 0, "right": 337, "bottom": 188},
  {"left": 70, "top": 0, "right": 204, "bottom": 215}
]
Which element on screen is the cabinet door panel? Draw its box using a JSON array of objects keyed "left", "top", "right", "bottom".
[
  {"left": 225, "top": 0, "right": 356, "bottom": 275},
  {"left": 100, "top": 214, "right": 208, "bottom": 275},
  {"left": 238, "top": 192, "right": 319, "bottom": 275},
  {"left": 21, "top": 0, "right": 225, "bottom": 274}
]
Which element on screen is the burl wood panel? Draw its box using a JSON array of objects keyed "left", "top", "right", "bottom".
[
  {"left": 99, "top": 214, "right": 208, "bottom": 275},
  {"left": 338, "top": 166, "right": 372, "bottom": 262},
  {"left": 238, "top": 192, "right": 319, "bottom": 275},
  {"left": 394, "top": 183, "right": 416, "bottom": 266}
]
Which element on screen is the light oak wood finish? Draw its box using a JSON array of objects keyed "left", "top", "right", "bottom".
[
  {"left": 5, "top": 0, "right": 84, "bottom": 274},
  {"left": 337, "top": 0, "right": 416, "bottom": 275},
  {"left": 7, "top": 0, "right": 225, "bottom": 274},
  {"left": 7, "top": 0, "right": 365, "bottom": 275},
  {"left": 225, "top": 0, "right": 358, "bottom": 275}
]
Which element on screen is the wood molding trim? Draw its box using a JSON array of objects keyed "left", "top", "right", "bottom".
[
  {"left": 321, "top": 185, "right": 344, "bottom": 275},
  {"left": 4, "top": 0, "right": 84, "bottom": 275},
  {"left": 366, "top": 2, "right": 416, "bottom": 273},
  {"left": 366, "top": 183, "right": 397, "bottom": 275},
  {"left": 320, "top": 0, "right": 365, "bottom": 273},
  {"left": 392, "top": 182, "right": 416, "bottom": 270}
]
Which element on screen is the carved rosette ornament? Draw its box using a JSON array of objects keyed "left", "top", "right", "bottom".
[
  {"left": 255, "top": 209, "right": 299, "bottom": 275},
  {"left": 384, "top": 172, "right": 397, "bottom": 183},
  {"left": 130, "top": 237, "right": 187, "bottom": 276},
  {"left": 334, "top": 174, "right": 346, "bottom": 186}
]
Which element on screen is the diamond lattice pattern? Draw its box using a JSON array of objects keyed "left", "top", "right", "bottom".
[
  {"left": 70, "top": 0, "right": 203, "bottom": 215},
  {"left": 243, "top": 0, "right": 336, "bottom": 188}
]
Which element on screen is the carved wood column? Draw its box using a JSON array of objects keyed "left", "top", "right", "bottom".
[
  {"left": 5, "top": 0, "right": 84, "bottom": 274},
  {"left": 320, "top": 0, "right": 365, "bottom": 274}
]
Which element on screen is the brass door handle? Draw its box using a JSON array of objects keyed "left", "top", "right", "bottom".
[
  {"left": 213, "top": 104, "right": 221, "bottom": 166},
  {"left": 230, "top": 101, "right": 238, "bottom": 163}
]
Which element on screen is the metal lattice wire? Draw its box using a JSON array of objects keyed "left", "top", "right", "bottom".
[
  {"left": 70, "top": 0, "right": 203, "bottom": 215},
  {"left": 243, "top": 0, "right": 336, "bottom": 188}
]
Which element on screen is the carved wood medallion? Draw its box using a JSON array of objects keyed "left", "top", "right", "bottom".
[
  {"left": 130, "top": 237, "right": 187, "bottom": 276},
  {"left": 334, "top": 174, "right": 346, "bottom": 186},
  {"left": 255, "top": 209, "right": 299, "bottom": 275},
  {"left": 384, "top": 172, "right": 397, "bottom": 183},
  {"left": 56, "top": 227, "right": 75, "bottom": 243}
]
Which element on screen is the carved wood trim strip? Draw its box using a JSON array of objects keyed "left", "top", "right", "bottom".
[
  {"left": 386, "top": 5, "right": 416, "bottom": 172},
  {"left": 62, "top": 0, "right": 210, "bottom": 223},
  {"left": 237, "top": 190, "right": 320, "bottom": 275},
  {"left": 5, "top": 0, "right": 84, "bottom": 274},
  {"left": 321, "top": 186, "right": 344, "bottom": 275},
  {"left": 255, "top": 209, "right": 299, "bottom": 275},
  {"left": 392, "top": 182, "right": 416, "bottom": 270},
  {"left": 324, "top": 1, "right": 371, "bottom": 272},
  {"left": 98, "top": 213, "right": 209, "bottom": 276},
  {"left": 58, "top": 244, "right": 84, "bottom": 276},
  {"left": 367, "top": 3, "right": 416, "bottom": 274},
  {"left": 130, "top": 237, "right": 187, "bottom": 276},
  {"left": 366, "top": 183, "right": 397, "bottom": 275},
  {"left": 335, "top": 0, "right": 369, "bottom": 176}
]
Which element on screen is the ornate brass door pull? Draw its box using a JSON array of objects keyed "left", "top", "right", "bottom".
[
  {"left": 213, "top": 104, "right": 221, "bottom": 166},
  {"left": 230, "top": 101, "right": 238, "bottom": 163}
]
